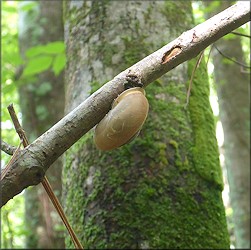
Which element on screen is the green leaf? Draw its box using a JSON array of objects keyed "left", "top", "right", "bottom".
[
  {"left": 23, "top": 56, "right": 53, "bottom": 76},
  {"left": 2, "top": 82, "right": 17, "bottom": 96},
  {"left": 25, "top": 45, "right": 45, "bottom": 58},
  {"left": 44, "top": 41, "right": 65, "bottom": 54},
  {"left": 4, "top": 53, "right": 23, "bottom": 66},
  {"left": 25, "top": 41, "right": 65, "bottom": 58},
  {"left": 2, "top": 5, "right": 17, "bottom": 13},
  {"left": 20, "top": 2, "right": 38, "bottom": 12},
  {"left": 52, "top": 53, "right": 66, "bottom": 76}
]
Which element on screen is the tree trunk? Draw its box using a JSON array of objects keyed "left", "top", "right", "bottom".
[
  {"left": 63, "top": 1, "right": 229, "bottom": 248},
  {"left": 18, "top": 1, "right": 65, "bottom": 248},
  {"left": 205, "top": 1, "right": 250, "bottom": 248}
]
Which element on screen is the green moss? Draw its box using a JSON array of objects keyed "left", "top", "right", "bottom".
[
  {"left": 95, "top": 43, "right": 119, "bottom": 67},
  {"left": 169, "top": 139, "right": 178, "bottom": 149},
  {"left": 121, "top": 35, "right": 151, "bottom": 67},
  {"left": 64, "top": 70, "right": 228, "bottom": 249},
  {"left": 63, "top": 2, "right": 229, "bottom": 248},
  {"left": 187, "top": 58, "right": 224, "bottom": 190},
  {"left": 63, "top": 135, "right": 93, "bottom": 248},
  {"left": 161, "top": 2, "right": 193, "bottom": 33},
  {"left": 154, "top": 141, "right": 169, "bottom": 166}
]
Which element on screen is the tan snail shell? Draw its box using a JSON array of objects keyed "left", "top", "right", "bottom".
[{"left": 94, "top": 87, "right": 149, "bottom": 151}]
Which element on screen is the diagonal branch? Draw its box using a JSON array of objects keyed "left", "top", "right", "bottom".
[{"left": 1, "top": 1, "right": 250, "bottom": 207}]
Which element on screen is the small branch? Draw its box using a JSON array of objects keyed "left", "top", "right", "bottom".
[
  {"left": 231, "top": 31, "right": 251, "bottom": 39},
  {"left": 7, "top": 104, "right": 29, "bottom": 146},
  {"left": 241, "top": 66, "right": 250, "bottom": 74},
  {"left": 213, "top": 44, "right": 251, "bottom": 69},
  {"left": 1, "top": 140, "right": 17, "bottom": 155},
  {"left": 6, "top": 104, "right": 84, "bottom": 249},
  {"left": 1, "top": 141, "right": 22, "bottom": 181},
  {"left": 185, "top": 51, "right": 204, "bottom": 107}
]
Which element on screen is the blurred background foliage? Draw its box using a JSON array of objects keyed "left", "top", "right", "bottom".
[
  {"left": 1, "top": 1, "right": 66, "bottom": 247},
  {"left": 1, "top": 1, "right": 250, "bottom": 248}
]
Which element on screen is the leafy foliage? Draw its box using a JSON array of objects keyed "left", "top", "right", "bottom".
[
  {"left": 1, "top": 2, "right": 66, "bottom": 248},
  {"left": 1, "top": 3, "right": 26, "bottom": 248},
  {"left": 1, "top": 194, "right": 28, "bottom": 248},
  {"left": 2, "top": 1, "right": 22, "bottom": 122},
  {"left": 22, "top": 41, "right": 66, "bottom": 77}
]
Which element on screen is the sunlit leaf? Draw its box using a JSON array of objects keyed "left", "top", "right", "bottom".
[
  {"left": 2, "top": 82, "right": 17, "bottom": 94},
  {"left": 20, "top": 2, "right": 38, "bottom": 12},
  {"left": 2, "top": 5, "right": 17, "bottom": 13},
  {"left": 25, "top": 45, "right": 45, "bottom": 58},
  {"left": 44, "top": 41, "right": 65, "bottom": 54},
  {"left": 25, "top": 41, "right": 65, "bottom": 58},
  {"left": 52, "top": 53, "right": 66, "bottom": 76},
  {"left": 22, "top": 56, "right": 53, "bottom": 76}
]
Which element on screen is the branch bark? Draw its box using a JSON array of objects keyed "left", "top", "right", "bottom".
[
  {"left": 1, "top": 140, "right": 17, "bottom": 155},
  {"left": 1, "top": 1, "right": 250, "bottom": 207}
]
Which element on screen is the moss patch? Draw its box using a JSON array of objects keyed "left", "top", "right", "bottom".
[
  {"left": 63, "top": 76, "right": 229, "bottom": 248},
  {"left": 63, "top": 1, "right": 229, "bottom": 248},
  {"left": 187, "top": 58, "right": 224, "bottom": 190}
]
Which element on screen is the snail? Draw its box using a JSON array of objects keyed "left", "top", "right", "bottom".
[{"left": 94, "top": 87, "right": 149, "bottom": 151}]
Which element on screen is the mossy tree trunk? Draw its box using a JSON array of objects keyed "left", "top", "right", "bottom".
[
  {"left": 18, "top": 1, "right": 65, "bottom": 248},
  {"left": 205, "top": 1, "right": 250, "bottom": 248},
  {"left": 63, "top": 1, "right": 229, "bottom": 248}
]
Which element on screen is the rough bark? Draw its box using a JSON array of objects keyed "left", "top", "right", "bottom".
[
  {"left": 63, "top": 1, "right": 229, "bottom": 248},
  {"left": 1, "top": 1, "right": 250, "bottom": 207},
  {"left": 17, "top": 1, "right": 65, "bottom": 248},
  {"left": 205, "top": 1, "right": 250, "bottom": 248}
]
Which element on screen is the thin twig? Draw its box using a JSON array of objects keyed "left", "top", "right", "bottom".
[
  {"left": 7, "top": 104, "right": 29, "bottom": 146},
  {"left": 185, "top": 51, "right": 205, "bottom": 107},
  {"left": 1, "top": 140, "right": 22, "bottom": 181},
  {"left": 1, "top": 140, "right": 17, "bottom": 155},
  {"left": 231, "top": 31, "right": 251, "bottom": 39},
  {"left": 213, "top": 44, "right": 250, "bottom": 69},
  {"left": 42, "top": 178, "right": 83, "bottom": 248},
  {"left": 7, "top": 104, "right": 84, "bottom": 250}
]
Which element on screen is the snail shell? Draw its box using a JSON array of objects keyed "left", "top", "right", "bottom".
[{"left": 94, "top": 87, "right": 149, "bottom": 151}]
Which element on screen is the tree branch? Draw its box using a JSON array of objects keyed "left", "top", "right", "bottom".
[
  {"left": 1, "top": 1, "right": 250, "bottom": 207},
  {"left": 1, "top": 140, "right": 17, "bottom": 155},
  {"left": 213, "top": 44, "right": 251, "bottom": 69},
  {"left": 231, "top": 31, "right": 251, "bottom": 39}
]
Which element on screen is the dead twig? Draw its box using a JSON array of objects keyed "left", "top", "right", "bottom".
[
  {"left": 1, "top": 140, "right": 17, "bottom": 155},
  {"left": 7, "top": 104, "right": 84, "bottom": 250},
  {"left": 1, "top": 140, "right": 22, "bottom": 181},
  {"left": 213, "top": 44, "right": 250, "bottom": 69},
  {"left": 185, "top": 51, "right": 205, "bottom": 107}
]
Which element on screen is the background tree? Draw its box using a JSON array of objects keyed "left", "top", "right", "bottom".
[
  {"left": 204, "top": 1, "right": 250, "bottom": 248},
  {"left": 63, "top": 1, "right": 229, "bottom": 248},
  {"left": 17, "top": 1, "right": 65, "bottom": 248},
  {"left": 2, "top": 2, "right": 28, "bottom": 247}
]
